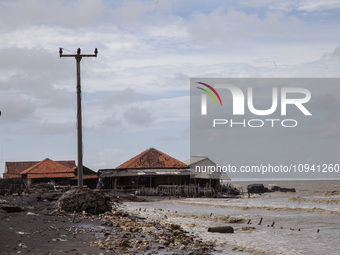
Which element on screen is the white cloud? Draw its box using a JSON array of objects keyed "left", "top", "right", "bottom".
[
  {"left": 147, "top": 24, "right": 187, "bottom": 38},
  {"left": 187, "top": 8, "right": 304, "bottom": 43},
  {"left": 296, "top": 0, "right": 340, "bottom": 12},
  {"left": 1, "top": 0, "right": 340, "bottom": 174}
]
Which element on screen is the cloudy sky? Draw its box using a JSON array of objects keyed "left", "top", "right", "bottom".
[{"left": 0, "top": 0, "right": 340, "bottom": 175}]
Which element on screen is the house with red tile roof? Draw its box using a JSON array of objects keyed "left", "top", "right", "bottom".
[
  {"left": 3, "top": 160, "right": 76, "bottom": 179},
  {"left": 99, "top": 147, "right": 192, "bottom": 189},
  {"left": 3, "top": 158, "right": 98, "bottom": 188},
  {"left": 21, "top": 158, "right": 75, "bottom": 183}
]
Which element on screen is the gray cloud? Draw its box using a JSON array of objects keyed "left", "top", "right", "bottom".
[
  {"left": 187, "top": 8, "right": 304, "bottom": 43},
  {"left": 103, "top": 88, "right": 136, "bottom": 107},
  {"left": 0, "top": 0, "right": 104, "bottom": 30},
  {"left": 123, "top": 106, "right": 153, "bottom": 125},
  {"left": 27, "top": 121, "right": 75, "bottom": 136},
  {"left": 0, "top": 94, "right": 36, "bottom": 123},
  {"left": 156, "top": 128, "right": 189, "bottom": 142},
  {"left": 0, "top": 47, "right": 75, "bottom": 110},
  {"left": 0, "top": 48, "right": 72, "bottom": 72},
  {"left": 108, "top": 0, "right": 173, "bottom": 28},
  {"left": 330, "top": 45, "right": 340, "bottom": 60},
  {"left": 101, "top": 114, "right": 122, "bottom": 129},
  {"left": 0, "top": 73, "right": 74, "bottom": 110}
]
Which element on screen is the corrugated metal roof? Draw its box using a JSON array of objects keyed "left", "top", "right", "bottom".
[
  {"left": 183, "top": 156, "right": 208, "bottom": 165},
  {"left": 184, "top": 156, "right": 230, "bottom": 180}
]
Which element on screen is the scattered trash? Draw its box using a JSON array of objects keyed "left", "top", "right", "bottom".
[
  {"left": 52, "top": 238, "right": 67, "bottom": 242},
  {"left": 16, "top": 231, "right": 29, "bottom": 235},
  {"left": 18, "top": 243, "right": 27, "bottom": 248},
  {"left": 27, "top": 212, "right": 39, "bottom": 216}
]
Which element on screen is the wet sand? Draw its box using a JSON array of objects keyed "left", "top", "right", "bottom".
[
  {"left": 0, "top": 192, "right": 216, "bottom": 255},
  {"left": 0, "top": 193, "right": 113, "bottom": 255},
  {"left": 1, "top": 180, "right": 339, "bottom": 254}
]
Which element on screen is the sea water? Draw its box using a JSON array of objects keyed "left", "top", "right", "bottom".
[{"left": 123, "top": 180, "right": 340, "bottom": 255}]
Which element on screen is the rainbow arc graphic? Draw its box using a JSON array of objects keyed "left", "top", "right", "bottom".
[{"left": 196, "top": 82, "right": 222, "bottom": 106}]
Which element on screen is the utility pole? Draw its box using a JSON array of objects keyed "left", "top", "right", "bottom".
[{"left": 59, "top": 48, "right": 98, "bottom": 188}]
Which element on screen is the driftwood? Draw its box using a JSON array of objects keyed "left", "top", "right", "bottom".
[
  {"left": 71, "top": 210, "right": 76, "bottom": 223},
  {"left": 208, "top": 226, "right": 234, "bottom": 233}
]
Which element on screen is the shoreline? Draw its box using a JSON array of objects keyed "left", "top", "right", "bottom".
[
  {"left": 1, "top": 179, "right": 340, "bottom": 254},
  {"left": 0, "top": 192, "right": 218, "bottom": 255},
  {"left": 122, "top": 181, "right": 340, "bottom": 255}
]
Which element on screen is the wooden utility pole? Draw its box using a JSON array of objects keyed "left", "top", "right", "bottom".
[{"left": 59, "top": 48, "right": 98, "bottom": 188}]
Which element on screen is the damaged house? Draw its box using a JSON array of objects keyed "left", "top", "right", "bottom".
[
  {"left": 3, "top": 158, "right": 98, "bottom": 189},
  {"left": 99, "top": 148, "right": 222, "bottom": 190},
  {"left": 99, "top": 148, "right": 191, "bottom": 189}
]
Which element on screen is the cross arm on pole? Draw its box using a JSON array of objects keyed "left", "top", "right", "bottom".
[{"left": 59, "top": 48, "right": 98, "bottom": 58}]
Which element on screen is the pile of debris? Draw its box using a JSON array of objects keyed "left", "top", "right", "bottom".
[
  {"left": 55, "top": 188, "right": 111, "bottom": 214},
  {"left": 95, "top": 210, "right": 216, "bottom": 254}
]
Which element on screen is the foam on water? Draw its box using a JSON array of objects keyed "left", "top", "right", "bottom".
[{"left": 123, "top": 181, "right": 340, "bottom": 255}]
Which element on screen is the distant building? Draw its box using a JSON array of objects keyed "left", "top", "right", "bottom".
[
  {"left": 71, "top": 165, "right": 99, "bottom": 189},
  {"left": 99, "top": 148, "right": 222, "bottom": 190},
  {"left": 183, "top": 156, "right": 230, "bottom": 189},
  {"left": 4, "top": 160, "right": 75, "bottom": 179},
  {"left": 3, "top": 158, "right": 98, "bottom": 188},
  {"left": 99, "top": 148, "right": 191, "bottom": 189}
]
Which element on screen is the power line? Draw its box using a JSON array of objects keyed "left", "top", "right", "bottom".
[{"left": 59, "top": 48, "right": 98, "bottom": 188}]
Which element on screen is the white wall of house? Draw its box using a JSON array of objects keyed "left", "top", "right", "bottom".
[{"left": 184, "top": 156, "right": 229, "bottom": 180}]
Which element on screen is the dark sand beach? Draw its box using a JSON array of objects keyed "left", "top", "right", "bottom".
[
  {"left": 0, "top": 192, "right": 113, "bottom": 255},
  {"left": 0, "top": 191, "right": 216, "bottom": 255}
]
